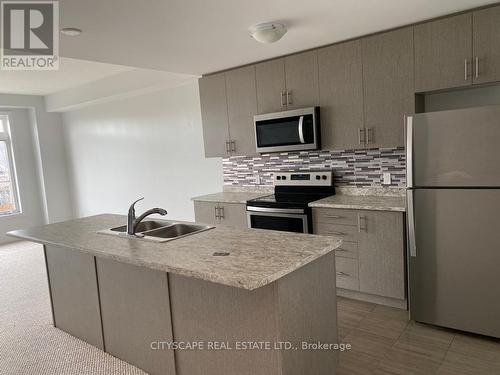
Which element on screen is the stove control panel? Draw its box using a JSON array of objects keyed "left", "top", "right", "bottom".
[{"left": 274, "top": 171, "right": 333, "bottom": 186}]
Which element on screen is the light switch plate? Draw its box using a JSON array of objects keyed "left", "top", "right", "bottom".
[{"left": 383, "top": 172, "right": 391, "bottom": 185}]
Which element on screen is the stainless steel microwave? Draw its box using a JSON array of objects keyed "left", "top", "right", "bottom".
[{"left": 254, "top": 107, "right": 320, "bottom": 153}]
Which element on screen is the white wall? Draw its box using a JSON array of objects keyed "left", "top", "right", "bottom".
[
  {"left": 0, "top": 94, "right": 74, "bottom": 226},
  {"left": 0, "top": 109, "right": 46, "bottom": 242},
  {"left": 62, "top": 81, "right": 222, "bottom": 221}
]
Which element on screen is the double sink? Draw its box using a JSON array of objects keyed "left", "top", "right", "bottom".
[{"left": 98, "top": 220, "right": 214, "bottom": 243}]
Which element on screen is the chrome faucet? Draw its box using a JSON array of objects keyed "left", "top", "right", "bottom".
[{"left": 127, "top": 198, "right": 168, "bottom": 236}]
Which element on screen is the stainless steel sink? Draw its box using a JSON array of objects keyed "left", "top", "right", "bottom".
[{"left": 98, "top": 220, "right": 214, "bottom": 242}]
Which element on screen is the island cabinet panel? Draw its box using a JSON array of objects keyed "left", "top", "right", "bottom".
[
  {"left": 168, "top": 251, "right": 338, "bottom": 375},
  {"left": 199, "top": 72, "right": 230, "bottom": 157},
  {"left": 95, "top": 258, "right": 175, "bottom": 375},
  {"left": 194, "top": 201, "right": 248, "bottom": 228},
  {"left": 44, "top": 245, "right": 104, "bottom": 349},
  {"left": 362, "top": 27, "right": 414, "bottom": 148},
  {"left": 473, "top": 5, "right": 500, "bottom": 85},
  {"left": 414, "top": 13, "right": 473, "bottom": 92},
  {"left": 318, "top": 40, "right": 364, "bottom": 150}
]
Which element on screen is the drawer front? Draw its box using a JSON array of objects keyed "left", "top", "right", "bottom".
[
  {"left": 312, "top": 208, "right": 358, "bottom": 225},
  {"left": 334, "top": 241, "right": 358, "bottom": 259},
  {"left": 314, "top": 222, "right": 360, "bottom": 242},
  {"left": 335, "top": 257, "right": 360, "bottom": 291}
]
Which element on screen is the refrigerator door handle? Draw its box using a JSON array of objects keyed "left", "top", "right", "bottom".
[
  {"left": 407, "top": 190, "right": 417, "bottom": 257},
  {"left": 406, "top": 115, "right": 413, "bottom": 189}
]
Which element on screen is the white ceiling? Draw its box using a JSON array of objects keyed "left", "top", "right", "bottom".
[
  {"left": 59, "top": 0, "right": 498, "bottom": 75},
  {"left": 0, "top": 57, "right": 133, "bottom": 95}
]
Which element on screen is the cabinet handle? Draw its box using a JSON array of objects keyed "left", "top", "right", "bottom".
[
  {"left": 219, "top": 205, "right": 225, "bottom": 219},
  {"left": 357, "top": 215, "right": 366, "bottom": 232},
  {"left": 230, "top": 140, "right": 236, "bottom": 152},
  {"left": 358, "top": 128, "right": 366, "bottom": 145},
  {"left": 225, "top": 140, "right": 231, "bottom": 154},
  {"left": 280, "top": 91, "right": 286, "bottom": 107},
  {"left": 287, "top": 90, "right": 292, "bottom": 106},
  {"left": 214, "top": 206, "right": 220, "bottom": 220},
  {"left": 337, "top": 271, "right": 350, "bottom": 277},
  {"left": 366, "top": 128, "right": 373, "bottom": 144},
  {"left": 464, "top": 59, "right": 469, "bottom": 81},
  {"left": 475, "top": 57, "right": 479, "bottom": 79},
  {"left": 324, "top": 215, "right": 345, "bottom": 219},
  {"left": 327, "top": 231, "right": 346, "bottom": 236}
]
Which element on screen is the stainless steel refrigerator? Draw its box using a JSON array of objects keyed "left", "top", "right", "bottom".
[{"left": 406, "top": 105, "right": 500, "bottom": 339}]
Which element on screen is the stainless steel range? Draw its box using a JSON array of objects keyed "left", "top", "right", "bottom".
[{"left": 246, "top": 171, "right": 335, "bottom": 233}]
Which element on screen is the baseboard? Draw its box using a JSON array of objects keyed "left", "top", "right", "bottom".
[{"left": 337, "top": 288, "right": 408, "bottom": 310}]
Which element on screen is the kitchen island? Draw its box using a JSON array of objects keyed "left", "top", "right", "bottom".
[{"left": 7, "top": 214, "right": 342, "bottom": 375}]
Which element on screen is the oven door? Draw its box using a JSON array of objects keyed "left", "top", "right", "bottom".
[
  {"left": 247, "top": 207, "right": 309, "bottom": 233},
  {"left": 254, "top": 107, "right": 319, "bottom": 153}
]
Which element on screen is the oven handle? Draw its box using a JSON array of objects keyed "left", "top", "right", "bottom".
[
  {"left": 298, "top": 116, "right": 305, "bottom": 144},
  {"left": 246, "top": 206, "right": 305, "bottom": 214}
]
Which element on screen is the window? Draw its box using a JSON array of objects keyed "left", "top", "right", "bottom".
[{"left": 0, "top": 114, "right": 20, "bottom": 215}]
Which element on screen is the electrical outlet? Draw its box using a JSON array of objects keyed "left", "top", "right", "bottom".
[
  {"left": 382, "top": 172, "right": 391, "bottom": 185},
  {"left": 254, "top": 173, "right": 261, "bottom": 185}
]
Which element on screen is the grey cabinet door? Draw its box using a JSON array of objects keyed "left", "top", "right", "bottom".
[
  {"left": 225, "top": 66, "right": 258, "bottom": 156},
  {"left": 473, "top": 6, "right": 500, "bottom": 85},
  {"left": 219, "top": 202, "right": 248, "bottom": 228},
  {"left": 45, "top": 245, "right": 104, "bottom": 349},
  {"left": 194, "top": 201, "right": 216, "bottom": 225},
  {"left": 358, "top": 211, "right": 405, "bottom": 299},
  {"left": 256, "top": 58, "right": 287, "bottom": 114},
  {"left": 362, "top": 27, "right": 414, "bottom": 148},
  {"left": 96, "top": 258, "right": 175, "bottom": 375},
  {"left": 284, "top": 50, "right": 320, "bottom": 109},
  {"left": 318, "top": 40, "right": 364, "bottom": 150},
  {"left": 199, "top": 73, "right": 230, "bottom": 157},
  {"left": 414, "top": 13, "right": 473, "bottom": 92}
]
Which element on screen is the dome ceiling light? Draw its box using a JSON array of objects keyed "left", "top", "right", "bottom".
[{"left": 250, "top": 23, "right": 287, "bottom": 44}]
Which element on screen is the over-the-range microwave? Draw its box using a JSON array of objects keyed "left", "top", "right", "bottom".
[{"left": 253, "top": 107, "right": 320, "bottom": 153}]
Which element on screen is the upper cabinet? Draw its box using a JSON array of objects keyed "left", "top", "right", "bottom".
[
  {"left": 199, "top": 67, "right": 258, "bottom": 158},
  {"left": 199, "top": 73, "right": 230, "bottom": 158},
  {"left": 225, "top": 66, "right": 258, "bottom": 156},
  {"left": 414, "top": 13, "right": 473, "bottom": 92},
  {"left": 318, "top": 40, "right": 364, "bottom": 150},
  {"left": 255, "top": 51, "right": 320, "bottom": 114},
  {"left": 473, "top": 6, "right": 500, "bottom": 85},
  {"left": 284, "top": 50, "right": 319, "bottom": 109},
  {"left": 362, "top": 27, "right": 414, "bottom": 148},
  {"left": 255, "top": 58, "right": 287, "bottom": 113}
]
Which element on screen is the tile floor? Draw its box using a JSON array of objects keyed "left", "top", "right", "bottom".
[{"left": 337, "top": 297, "right": 500, "bottom": 375}]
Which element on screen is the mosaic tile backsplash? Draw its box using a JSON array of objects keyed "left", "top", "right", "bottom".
[{"left": 223, "top": 147, "right": 406, "bottom": 187}]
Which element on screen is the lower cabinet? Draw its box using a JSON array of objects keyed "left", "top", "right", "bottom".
[
  {"left": 194, "top": 201, "right": 248, "bottom": 228},
  {"left": 312, "top": 207, "right": 405, "bottom": 302}
]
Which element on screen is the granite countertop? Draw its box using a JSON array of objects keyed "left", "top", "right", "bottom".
[
  {"left": 191, "top": 191, "right": 268, "bottom": 204},
  {"left": 7, "top": 214, "right": 341, "bottom": 291},
  {"left": 309, "top": 194, "right": 406, "bottom": 212}
]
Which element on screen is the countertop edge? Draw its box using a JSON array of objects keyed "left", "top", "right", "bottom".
[
  {"left": 308, "top": 202, "right": 406, "bottom": 212},
  {"left": 7, "top": 231, "right": 341, "bottom": 291}
]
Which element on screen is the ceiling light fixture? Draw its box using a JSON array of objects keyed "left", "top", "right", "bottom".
[
  {"left": 250, "top": 23, "right": 287, "bottom": 44},
  {"left": 60, "top": 27, "right": 82, "bottom": 36}
]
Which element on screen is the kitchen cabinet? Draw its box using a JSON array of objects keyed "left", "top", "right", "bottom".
[
  {"left": 44, "top": 245, "right": 104, "bottom": 349},
  {"left": 318, "top": 40, "right": 364, "bottom": 150},
  {"left": 312, "top": 207, "right": 405, "bottom": 303},
  {"left": 414, "top": 13, "right": 473, "bottom": 92},
  {"left": 473, "top": 6, "right": 500, "bottom": 85},
  {"left": 96, "top": 258, "right": 175, "bottom": 375},
  {"left": 225, "top": 66, "right": 258, "bottom": 156},
  {"left": 284, "top": 50, "right": 319, "bottom": 109},
  {"left": 199, "top": 73, "right": 230, "bottom": 157},
  {"left": 256, "top": 58, "right": 287, "bottom": 113},
  {"left": 362, "top": 27, "right": 414, "bottom": 148},
  {"left": 256, "top": 51, "right": 319, "bottom": 114},
  {"left": 194, "top": 201, "right": 248, "bottom": 228}
]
